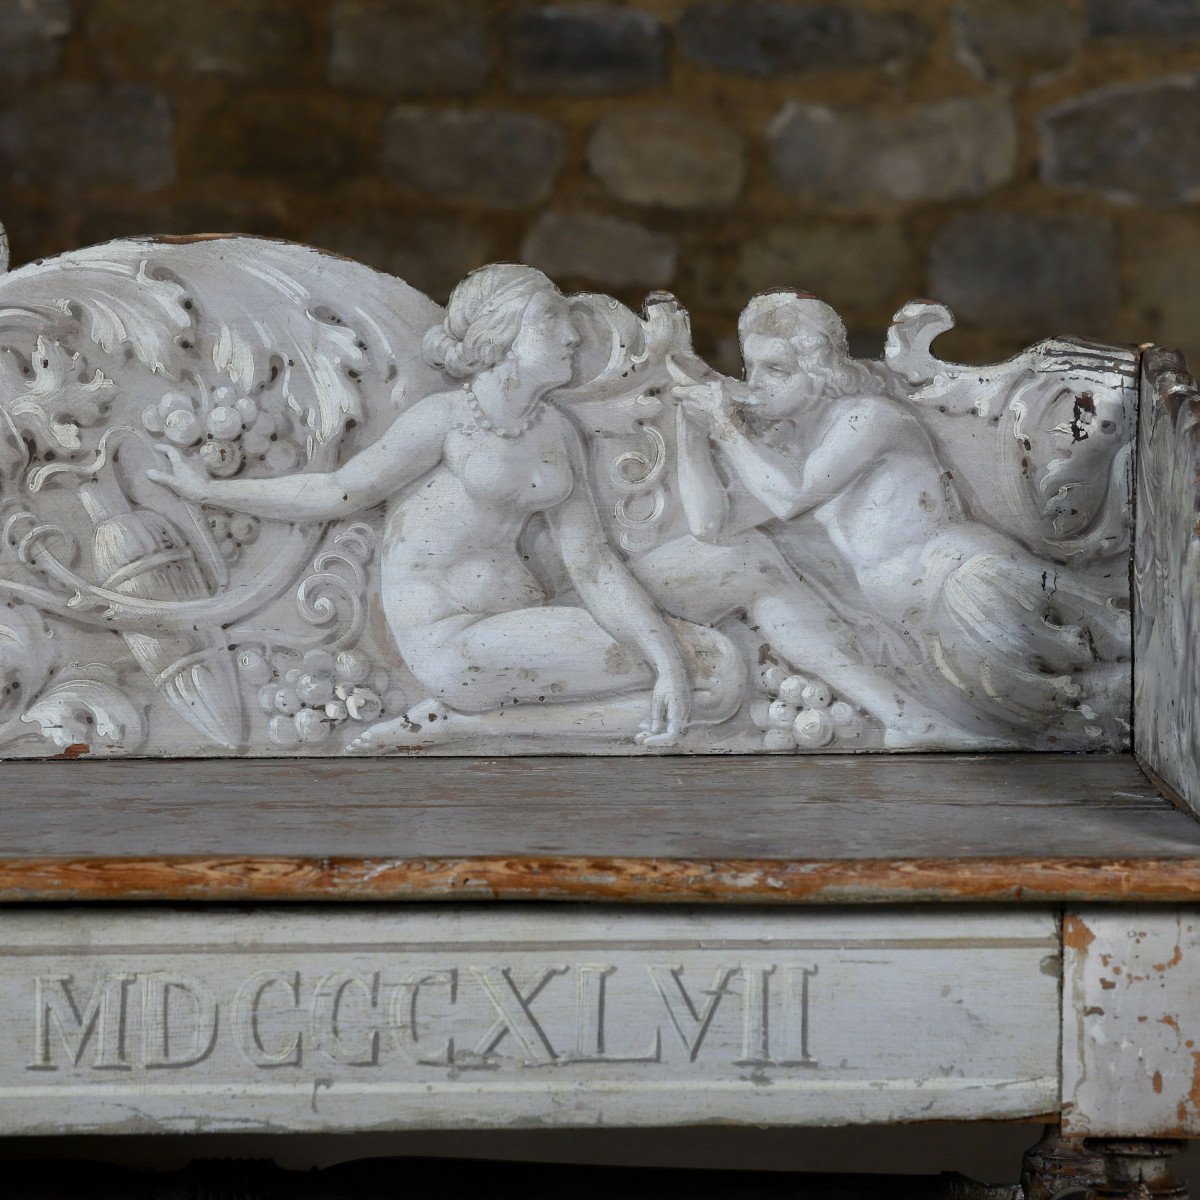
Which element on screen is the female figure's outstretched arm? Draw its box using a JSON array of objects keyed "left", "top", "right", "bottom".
[
  {"left": 147, "top": 392, "right": 451, "bottom": 521},
  {"left": 549, "top": 417, "right": 694, "bottom": 744}
]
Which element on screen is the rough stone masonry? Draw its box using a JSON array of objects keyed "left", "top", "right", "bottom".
[{"left": 0, "top": 0, "right": 1197, "bottom": 367}]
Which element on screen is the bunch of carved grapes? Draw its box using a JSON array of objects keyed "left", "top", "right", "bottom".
[
  {"left": 236, "top": 647, "right": 404, "bottom": 749},
  {"left": 751, "top": 661, "right": 863, "bottom": 750},
  {"left": 141, "top": 384, "right": 305, "bottom": 479}
]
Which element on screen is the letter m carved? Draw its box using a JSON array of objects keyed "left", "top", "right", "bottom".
[{"left": 28, "top": 974, "right": 134, "bottom": 1071}]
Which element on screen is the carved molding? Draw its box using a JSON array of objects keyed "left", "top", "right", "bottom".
[{"left": 0, "top": 234, "right": 1135, "bottom": 757}]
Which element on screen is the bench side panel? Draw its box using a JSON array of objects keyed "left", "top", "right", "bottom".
[{"left": 1135, "top": 349, "right": 1200, "bottom": 815}]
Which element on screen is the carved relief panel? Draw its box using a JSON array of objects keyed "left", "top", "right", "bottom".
[{"left": 0, "top": 234, "right": 1134, "bottom": 757}]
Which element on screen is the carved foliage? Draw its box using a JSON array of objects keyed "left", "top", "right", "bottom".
[{"left": 0, "top": 235, "right": 1138, "bottom": 757}]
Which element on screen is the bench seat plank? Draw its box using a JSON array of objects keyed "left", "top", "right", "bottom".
[{"left": 0, "top": 754, "right": 1197, "bottom": 904}]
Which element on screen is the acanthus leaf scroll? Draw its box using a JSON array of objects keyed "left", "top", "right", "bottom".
[{"left": 0, "top": 233, "right": 1133, "bottom": 757}]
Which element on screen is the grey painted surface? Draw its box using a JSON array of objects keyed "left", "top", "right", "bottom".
[{"left": 0, "top": 905, "right": 1057, "bottom": 1134}]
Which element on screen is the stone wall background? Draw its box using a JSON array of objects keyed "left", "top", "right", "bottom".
[{"left": 0, "top": 0, "right": 1194, "bottom": 369}]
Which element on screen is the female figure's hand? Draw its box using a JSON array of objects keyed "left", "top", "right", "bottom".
[
  {"left": 147, "top": 445, "right": 209, "bottom": 503},
  {"left": 637, "top": 653, "right": 693, "bottom": 747}
]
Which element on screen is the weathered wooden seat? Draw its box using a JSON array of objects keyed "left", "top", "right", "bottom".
[{"left": 0, "top": 231, "right": 1195, "bottom": 1196}]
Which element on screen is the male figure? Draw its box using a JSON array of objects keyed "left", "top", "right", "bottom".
[
  {"left": 638, "top": 291, "right": 1124, "bottom": 749},
  {"left": 628, "top": 293, "right": 979, "bottom": 748}
]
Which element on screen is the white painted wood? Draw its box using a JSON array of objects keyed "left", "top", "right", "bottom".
[
  {"left": 0, "top": 905, "right": 1059, "bottom": 1134},
  {"left": 1062, "top": 906, "right": 1200, "bottom": 1137},
  {"left": 0, "top": 235, "right": 1133, "bottom": 757}
]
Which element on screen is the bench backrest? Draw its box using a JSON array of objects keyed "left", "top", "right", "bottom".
[{"left": 0, "top": 233, "right": 1142, "bottom": 760}]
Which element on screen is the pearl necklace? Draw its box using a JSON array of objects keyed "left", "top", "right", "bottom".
[{"left": 462, "top": 381, "right": 544, "bottom": 439}]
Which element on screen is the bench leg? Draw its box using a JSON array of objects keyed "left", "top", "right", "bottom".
[
  {"left": 1084, "top": 1140, "right": 1190, "bottom": 1199},
  {"left": 1021, "top": 1125, "right": 1105, "bottom": 1199}
]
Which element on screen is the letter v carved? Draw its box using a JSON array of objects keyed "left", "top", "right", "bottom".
[{"left": 647, "top": 966, "right": 737, "bottom": 1062}]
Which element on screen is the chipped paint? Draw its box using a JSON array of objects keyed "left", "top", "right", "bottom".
[{"left": 1063, "top": 906, "right": 1200, "bottom": 1137}]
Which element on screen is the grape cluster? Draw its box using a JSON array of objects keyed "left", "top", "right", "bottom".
[
  {"left": 237, "top": 647, "right": 401, "bottom": 748},
  {"left": 206, "top": 512, "right": 259, "bottom": 565},
  {"left": 750, "top": 662, "right": 862, "bottom": 750},
  {"left": 142, "top": 385, "right": 303, "bottom": 479}
]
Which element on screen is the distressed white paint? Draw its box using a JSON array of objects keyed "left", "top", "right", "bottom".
[
  {"left": 0, "top": 235, "right": 1133, "bottom": 757},
  {"left": 0, "top": 905, "right": 1058, "bottom": 1134},
  {"left": 1062, "top": 906, "right": 1200, "bottom": 1137},
  {"left": 1135, "top": 350, "right": 1200, "bottom": 815}
]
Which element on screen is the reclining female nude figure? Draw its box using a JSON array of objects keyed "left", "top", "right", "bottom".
[{"left": 150, "top": 264, "right": 744, "bottom": 752}]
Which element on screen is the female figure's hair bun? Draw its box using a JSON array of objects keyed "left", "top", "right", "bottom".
[{"left": 423, "top": 263, "right": 557, "bottom": 380}]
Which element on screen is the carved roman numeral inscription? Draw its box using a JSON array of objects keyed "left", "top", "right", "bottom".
[{"left": 26, "top": 961, "right": 819, "bottom": 1073}]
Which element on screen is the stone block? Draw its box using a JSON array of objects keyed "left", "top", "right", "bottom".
[
  {"left": 383, "top": 109, "right": 566, "bottom": 208},
  {"left": 768, "top": 94, "right": 1017, "bottom": 206},
  {"left": 1087, "top": 0, "right": 1200, "bottom": 37},
  {"left": 677, "top": 1, "right": 928, "bottom": 75},
  {"left": 87, "top": 0, "right": 311, "bottom": 79},
  {"left": 308, "top": 214, "right": 492, "bottom": 302},
  {"left": 328, "top": 1, "right": 491, "bottom": 97},
  {"left": 1041, "top": 78, "right": 1200, "bottom": 203},
  {"left": 927, "top": 212, "right": 1120, "bottom": 335},
  {"left": 952, "top": 0, "right": 1083, "bottom": 79},
  {"left": 520, "top": 211, "right": 677, "bottom": 287},
  {"left": 588, "top": 108, "right": 745, "bottom": 209},
  {"left": 685, "top": 222, "right": 911, "bottom": 313},
  {"left": 511, "top": 5, "right": 667, "bottom": 94},
  {"left": 0, "top": 83, "right": 175, "bottom": 191},
  {"left": 193, "top": 94, "right": 374, "bottom": 190},
  {"left": 0, "top": 0, "right": 72, "bottom": 81}
]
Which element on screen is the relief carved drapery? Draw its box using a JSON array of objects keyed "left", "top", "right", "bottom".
[{"left": 0, "top": 234, "right": 1134, "bottom": 757}]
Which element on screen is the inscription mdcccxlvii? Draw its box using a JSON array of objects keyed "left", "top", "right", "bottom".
[{"left": 26, "top": 961, "right": 818, "bottom": 1073}]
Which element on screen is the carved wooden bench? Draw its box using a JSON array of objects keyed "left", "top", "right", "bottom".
[{"left": 0, "top": 229, "right": 1195, "bottom": 1197}]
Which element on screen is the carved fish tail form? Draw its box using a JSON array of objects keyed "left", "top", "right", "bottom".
[{"left": 926, "top": 552, "right": 1128, "bottom": 747}]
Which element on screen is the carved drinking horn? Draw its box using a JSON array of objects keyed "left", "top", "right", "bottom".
[{"left": 77, "top": 478, "right": 245, "bottom": 749}]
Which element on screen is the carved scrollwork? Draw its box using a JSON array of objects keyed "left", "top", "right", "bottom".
[
  {"left": 0, "top": 235, "right": 1138, "bottom": 757},
  {"left": 294, "top": 521, "right": 377, "bottom": 650}
]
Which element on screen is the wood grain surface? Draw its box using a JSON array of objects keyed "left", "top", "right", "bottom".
[{"left": 0, "top": 754, "right": 1197, "bottom": 903}]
